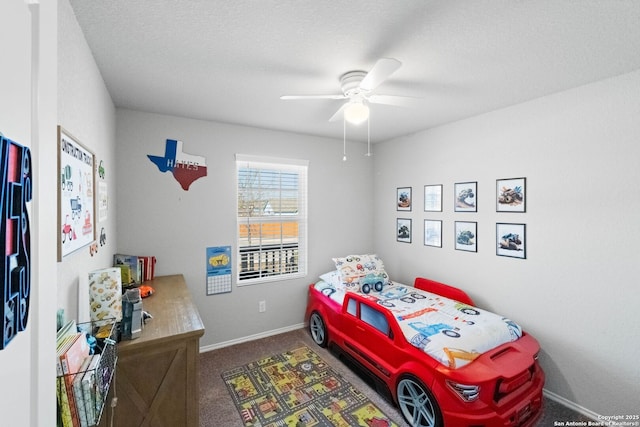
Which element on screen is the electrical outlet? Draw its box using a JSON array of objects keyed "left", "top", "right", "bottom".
[{"left": 259, "top": 300, "right": 266, "bottom": 312}]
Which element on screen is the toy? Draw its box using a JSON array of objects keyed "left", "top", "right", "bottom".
[
  {"left": 305, "top": 277, "right": 544, "bottom": 426},
  {"left": 360, "top": 272, "right": 385, "bottom": 294}
]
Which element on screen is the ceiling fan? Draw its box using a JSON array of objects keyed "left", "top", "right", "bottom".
[{"left": 280, "top": 58, "right": 415, "bottom": 125}]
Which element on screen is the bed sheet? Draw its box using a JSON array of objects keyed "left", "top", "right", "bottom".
[{"left": 313, "top": 280, "right": 522, "bottom": 369}]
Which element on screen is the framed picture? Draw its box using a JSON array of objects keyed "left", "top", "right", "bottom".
[
  {"left": 397, "top": 187, "right": 412, "bottom": 211},
  {"left": 455, "top": 221, "right": 477, "bottom": 252},
  {"left": 497, "top": 177, "right": 526, "bottom": 212},
  {"left": 454, "top": 181, "right": 477, "bottom": 212},
  {"left": 496, "top": 223, "right": 526, "bottom": 259},
  {"left": 397, "top": 218, "right": 412, "bottom": 243},
  {"left": 58, "top": 126, "right": 96, "bottom": 261},
  {"left": 424, "top": 220, "right": 442, "bottom": 247},
  {"left": 424, "top": 184, "right": 443, "bottom": 212}
]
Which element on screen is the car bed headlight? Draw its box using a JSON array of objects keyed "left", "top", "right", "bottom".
[{"left": 446, "top": 380, "right": 480, "bottom": 402}]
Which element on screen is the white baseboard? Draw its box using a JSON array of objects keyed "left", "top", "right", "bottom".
[
  {"left": 199, "top": 323, "right": 305, "bottom": 353},
  {"left": 543, "top": 389, "right": 601, "bottom": 421}
]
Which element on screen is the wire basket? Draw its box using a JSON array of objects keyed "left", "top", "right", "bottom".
[{"left": 57, "top": 320, "right": 117, "bottom": 427}]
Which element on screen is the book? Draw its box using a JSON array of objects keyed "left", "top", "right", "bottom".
[
  {"left": 88, "top": 267, "right": 123, "bottom": 322},
  {"left": 73, "top": 355, "right": 94, "bottom": 427},
  {"left": 81, "top": 354, "right": 102, "bottom": 426},
  {"left": 56, "top": 321, "right": 78, "bottom": 427},
  {"left": 57, "top": 336, "right": 77, "bottom": 427},
  {"left": 57, "top": 319, "right": 77, "bottom": 348},
  {"left": 113, "top": 253, "right": 140, "bottom": 285},
  {"left": 59, "top": 333, "right": 90, "bottom": 427},
  {"left": 137, "top": 258, "right": 144, "bottom": 283},
  {"left": 115, "top": 264, "right": 133, "bottom": 285},
  {"left": 59, "top": 333, "right": 87, "bottom": 371},
  {"left": 57, "top": 376, "right": 73, "bottom": 427},
  {"left": 139, "top": 255, "right": 156, "bottom": 282},
  {"left": 56, "top": 336, "right": 78, "bottom": 375}
]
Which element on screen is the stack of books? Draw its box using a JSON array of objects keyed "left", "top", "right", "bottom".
[
  {"left": 113, "top": 253, "right": 156, "bottom": 286},
  {"left": 56, "top": 321, "right": 114, "bottom": 427}
]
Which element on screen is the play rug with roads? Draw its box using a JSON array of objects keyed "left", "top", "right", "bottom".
[{"left": 221, "top": 346, "right": 400, "bottom": 427}]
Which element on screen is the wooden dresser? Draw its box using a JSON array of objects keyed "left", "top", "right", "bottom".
[{"left": 100, "top": 274, "right": 205, "bottom": 427}]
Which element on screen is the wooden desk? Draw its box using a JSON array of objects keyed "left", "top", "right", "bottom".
[{"left": 101, "top": 274, "right": 205, "bottom": 427}]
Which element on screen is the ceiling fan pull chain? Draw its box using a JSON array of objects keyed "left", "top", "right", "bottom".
[
  {"left": 342, "top": 117, "right": 347, "bottom": 162},
  {"left": 365, "top": 115, "right": 372, "bottom": 157}
]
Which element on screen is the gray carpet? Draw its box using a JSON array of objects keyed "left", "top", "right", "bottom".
[{"left": 199, "top": 328, "right": 592, "bottom": 426}]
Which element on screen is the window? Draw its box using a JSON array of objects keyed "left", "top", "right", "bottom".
[
  {"left": 360, "top": 304, "right": 390, "bottom": 336},
  {"left": 236, "top": 154, "right": 308, "bottom": 284},
  {"left": 347, "top": 298, "right": 357, "bottom": 316}
]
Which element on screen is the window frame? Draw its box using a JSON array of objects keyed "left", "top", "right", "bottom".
[{"left": 235, "top": 154, "right": 308, "bottom": 285}]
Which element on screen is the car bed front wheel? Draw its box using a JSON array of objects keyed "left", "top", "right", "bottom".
[
  {"left": 396, "top": 375, "right": 443, "bottom": 427},
  {"left": 309, "top": 312, "right": 328, "bottom": 347}
]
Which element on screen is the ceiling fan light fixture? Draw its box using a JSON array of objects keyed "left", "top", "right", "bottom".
[{"left": 344, "top": 101, "right": 369, "bottom": 125}]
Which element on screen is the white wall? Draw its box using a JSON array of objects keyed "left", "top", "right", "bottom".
[
  {"left": 0, "top": 1, "right": 58, "bottom": 426},
  {"left": 373, "top": 70, "right": 640, "bottom": 416},
  {"left": 57, "top": 0, "right": 117, "bottom": 322},
  {"left": 115, "top": 109, "right": 375, "bottom": 347}
]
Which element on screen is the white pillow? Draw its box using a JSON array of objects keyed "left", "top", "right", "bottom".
[
  {"left": 319, "top": 270, "right": 342, "bottom": 289},
  {"left": 331, "top": 254, "right": 389, "bottom": 292}
]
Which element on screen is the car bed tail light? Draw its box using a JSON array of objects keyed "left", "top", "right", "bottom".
[{"left": 446, "top": 380, "right": 480, "bottom": 402}]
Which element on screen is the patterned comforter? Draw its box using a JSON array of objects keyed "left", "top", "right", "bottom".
[{"left": 314, "top": 280, "right": 522, "bottom": 369}]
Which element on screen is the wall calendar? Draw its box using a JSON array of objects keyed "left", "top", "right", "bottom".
[{"left": 206, "top": 246, "right": 232, "bottom": 295}]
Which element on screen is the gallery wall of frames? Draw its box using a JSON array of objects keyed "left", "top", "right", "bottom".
[{"left": 395, "top": 177, "right": 527, "bottom": 259}]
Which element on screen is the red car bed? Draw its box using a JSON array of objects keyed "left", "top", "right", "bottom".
[{"left": 305, "top": 276, "right": 545, "bottom": 427}]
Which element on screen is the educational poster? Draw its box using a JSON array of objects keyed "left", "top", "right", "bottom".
[
  {"left": 58, "top": 127, "right": 96, "bottom": 260},
  {"left": 206, "top": 246, "right": 232, "bottom": 295}
]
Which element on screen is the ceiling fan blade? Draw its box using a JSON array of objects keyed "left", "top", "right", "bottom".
[
  {"left": 367, "top": 94, "right": 421, "bottom": 107},
  {"left": 280, "top": 94, "right": 346, "bottom": 100},
  {"left": 328, "top": 103, "right": 349, "bottom": 122},
  {"left": 360, "top": 58, "right": 402, "bottom": 92}
]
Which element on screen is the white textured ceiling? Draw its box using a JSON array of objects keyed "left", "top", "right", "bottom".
[{"left": 69, "top": 0, "right": 640, "bottom": 143}]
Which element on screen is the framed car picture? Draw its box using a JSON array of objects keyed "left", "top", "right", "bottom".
[
  {"left": 397, "top": 218, "right": 412, "bottom": 243},
  {"left": 397, "top": 187, "right": 412, "bottom": 211},
  {"left": 454, "top": 181, "right": 477, "bottom": 212},
  {"left": 496, "top": 223, "right": 526, "bottom": 258},
  {"left": 497, "top": 177, "right": 526, "bottom": 212},
  {"left": 455, "top": 221, "right": 477, "bottom": 252},
  {"left": 424, "top": 220, "right": 442, "bottom": 247}
]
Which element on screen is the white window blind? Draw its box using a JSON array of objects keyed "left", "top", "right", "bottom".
[{"left": 235, "top": 154, "right": 308, "bottom": 284}]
